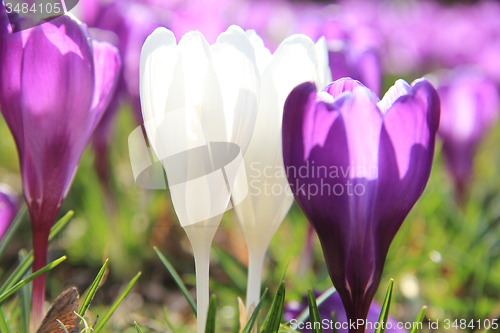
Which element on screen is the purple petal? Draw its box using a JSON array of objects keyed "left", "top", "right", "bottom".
[
  {"left": 436, "top": 72, "right": 499, "bottom": 196},
  {"left": 89, "top": 40, "right": 121, "bottom": 130},
  {"left": 324, "top": 77, "right": 370, "bottom": 99},
  {"left": 0, "top": 4, "right": 25, "bottom": 154},
  {"left": 0, "top": 185, "right": 18, "bottom": 240},
  {"left": 355, "top": 49, "right": 382, "bottom": 96},
  {"left": 20, "top": 15, "right": 95, "bottom": 224}
]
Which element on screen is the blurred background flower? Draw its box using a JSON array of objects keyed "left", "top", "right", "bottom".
[
  {"left": 435, "top": 69, "right": 500, "bottom": 205},
  {"left": 0, "top": 184, "right": 17, "bottom": 241}
]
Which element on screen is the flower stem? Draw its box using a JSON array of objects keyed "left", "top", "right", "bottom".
[
  {"left": 184, "top": 223, "right": 218, "bottom": 333},
  {"left": 30, "top": 228, "right": 49, "bottom": 333},
  {"left": 245, "top": 249, "right": 265, "bottom": 315}
]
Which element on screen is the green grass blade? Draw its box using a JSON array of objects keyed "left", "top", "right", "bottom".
[
  {"left": 0, "top": 210, "right": 74, "bottom": 295},
  {"left": 307, "top": 290, "right": 323, "bottom": 333},
  {"left": 79, "top": 259, "right": 109, "bottom": 316},
  {"left": 47, "top": 211, "right": 74, "bottom": 241},
  {"left": 134, "top": 321, "right": 144, "bottom": 333},
  {"left": 242, "top": 288, "right": 268, "bottom": 333},
  {"left": 374, "top": 279, "right": 394, "bottom": 333},
  {"left": 410, "top": 306, "right": 427, "bottom": 333},
  {"left": 212, "top": 246, "right": 246, "bottom": 292},
  {"left": 154, "top": 246, "right": 197, "bottom": 315},
  {"left": 331, "top": 312, "right": 338, "bottom": 333},
  {"left": 261, "top": 281, "right": 286, "bottom": 333},
  {"left": 0, "top": 307, "right": 10, "bottom": 333},
  {"left": 279, "top": 258, "right": 293, "bottom": 283},
  {"left": 94, "top": 271, "right": 141, "bottom": 332},
  {"left": 205, "top": 294, "right": 217, "bottom": 333},
  {"left": 289, "top": 287, "right": 336, "bottom": 329},
  {"left": 0, "top": 204, "right": 27, "bottom": 260},
  {"left": 0, "top": 255, "right": 66, "bottom": 305},
  {"left": 164, "top": 307, "right": 179, "bottom": 333},
  {"left": 18, "top": 250, "right": 30, "bottom": 333}
]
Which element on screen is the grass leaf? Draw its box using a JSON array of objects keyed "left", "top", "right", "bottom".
[
  {"left": 331, "top": 312, "right": 338, "bottom": 333},
  {"left": 0, "top": 255, "right": 66, "bottom": 305},
  {"left": 410, "top": 306, "right": 427, "bottom": 333},
  {"left": 94, "top": 271, "right": 141, "bottom": 332},
  {"left": 134, "top": 321, "right": 144, "bottom": 333},
  {"left": 261, "top": 281, "right": 286, "bottom": 333},
  {"left": 0, "top": 204, "right": 27, "bottom": 261},
  {"left": 0, "top": 307, "right": 10, "bottom": 333},
  {"left": 289, "top": 287, "right": 336, "bottom": 330},
  {"left": 205, "top": 294, "right": 217, "bottom": 333},
  {"left": 79, "top": 259, "right": 109, "bottom": 316},
  {"left": 154, "top": 246, "right": 197, "bottom": 315},
  {"left": 374, "top": 279, "right": 394, "bottom": 333},
  {"left": 163, "top": 307, "right": 179, "bottom": 333},
  {"left": 242, "top": 288, "right": 268, "bottom": 333},
  {"left": 0, "top": 210, "right": 74, "bottom": 295},
  {"left": 18, "top": 250, "right": 30, "bottom": 333},
  {"left": 212, "top": 246, "right": 246, "bottom": 292},
  {"left": 307, "top": 289, "right": 323, "bottom": 333}
]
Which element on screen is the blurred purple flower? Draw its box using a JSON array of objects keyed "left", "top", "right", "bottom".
[
  {"left": 284, "top": 292, "right": 406, "bottom": 333},
  {"left": 83, "top": 1, "right": 165, "bottom": 123},
  {"left": 436, "top": 71, "right": 500, "bottom": 203},
  {"left": 0, "top": 185, "right": 18, "bottom": 240},
  {"left": 282, "top": 78, "right": 440, "bottom": 332},
  {"left": 79, "top": 0, "right": 165, "bottom": 186},
  {"left": 327, "top": 39, "right": 382, "bottom": 96},
  {"left": 0, "top": 8, "right": 120, "bottom": 327}
]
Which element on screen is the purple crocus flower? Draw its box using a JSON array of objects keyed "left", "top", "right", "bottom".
[
  {"left": 436, "top": 71, "right": 500, "bottom": 203},
  {"left": 282, "top": 78, "right": 440, "bottom": 332},
  {"left": 0, "top": 7, "right": 120, "bottom": 327},
  {"left": 0, "top": 184, "right": 18, "bottom": 240},
  {"left": 328, "top": 38, "right": 382, "bottom": 96},
  {"left": 284, "top": 292, "right": 406, "bottom": 333}
]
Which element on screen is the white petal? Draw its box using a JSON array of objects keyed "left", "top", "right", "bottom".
[
  {"left": 245, "top": 29, "right": 272, "bottom": 75},
  {"left": 140, "top": 27, "right": 178, "bottom": 157},
  {"left": 314, "top": 36, "right": 332, "bottom": 90},
  {"left": 269, "top": 34, "right": 318, "bottom": 109},
  {"left": 211, "top": 25, "right": 260, "bottom": 154}
]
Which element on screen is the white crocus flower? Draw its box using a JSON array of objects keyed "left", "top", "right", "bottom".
[
  {"left": 232, "top": 31, "right": 332, "bottom": 312},
  {"left": 140, "top": 25, "right": 259, "bottom": 333}
]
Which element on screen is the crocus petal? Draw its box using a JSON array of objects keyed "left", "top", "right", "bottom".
[
  {"left": 139, "top": 27, "right": 181, "bottom": 159},
  {"left": 270, "top": 34, "right": 321, "bottom": 106},
  {"left": 0, "top": 6, "right": 24, "bottom": 152},
  {"left": 356, "top": 49, "right": 382, "bottom": 96},
  {"left": 245, "top": 29, "right": 272, "bottom": 74},
  {"left": 211, "top": 25, "right": 259, "bottom": 154},
  {"left": 0, "top": 185, "right": 18, "bottom": 240},
  {"left": 325, "top": 77, "right": 367, "bottom": 99},
  {"left": 89, "top": 40, "right": 121, "bottom": 130},
  {"left": 20, "top": 15, "right": 95, "bottom": 222},
  {"left": 436, "top": 71, "right": 499, "bottom": 200},
  {"left": 314, "top": 36, "right": 332, "bottom": 89}
]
